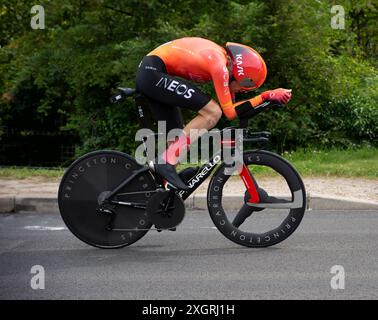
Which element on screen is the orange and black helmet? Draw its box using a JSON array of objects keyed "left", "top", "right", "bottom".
[{"left": 225, "top": 42, "right": 267, "bottom": 91}]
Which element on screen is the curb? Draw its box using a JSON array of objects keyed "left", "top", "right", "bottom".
[
  {"left": 186, "top": 195, "right": 378, "bottom": 211},
  {"left": 1, "top": 194, "right": 378, "bottom": 214},
  {"left": 0, "top": 196, "right": 15, "bottom": 213},
  {"left": 307, "top": 195, "right": 378, "bottom": 211}
]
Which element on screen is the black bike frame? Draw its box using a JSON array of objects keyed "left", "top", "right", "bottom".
[
  {"left": 103, "top": 89, "right": 274, "bottom": 209},
  {"left": 177, "top": 150, "right": 223, "bottom": 200},
  {"left": 103, "top": 147, "right": 224, "bottom": 209}
]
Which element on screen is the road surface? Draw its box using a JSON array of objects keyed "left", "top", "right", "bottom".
[{"left": 0, "top": 210, "right": 377, "bottom": 299}]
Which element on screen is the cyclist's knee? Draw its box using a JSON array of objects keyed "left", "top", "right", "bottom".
[{"left": 199, "top": 100, "right": 222, "bottom": 128}]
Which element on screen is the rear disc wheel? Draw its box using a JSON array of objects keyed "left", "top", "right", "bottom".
[{"left": 58, "top": 150, "right": 156, "bottom": 248}]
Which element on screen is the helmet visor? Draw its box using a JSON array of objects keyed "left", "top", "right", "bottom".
[{"left": 239, "top": 78, "right": 256, "bottom": 89}]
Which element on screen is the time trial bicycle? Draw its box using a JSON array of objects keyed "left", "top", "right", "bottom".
[{"left": 58, "top": 87, "right": 306, "bottom": 248}]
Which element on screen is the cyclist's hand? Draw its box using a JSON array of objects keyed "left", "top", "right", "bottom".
[{"left": 261, "top": 88, "right": 292, "bottom": 105}]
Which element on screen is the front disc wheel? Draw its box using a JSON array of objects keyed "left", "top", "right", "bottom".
[{"left": 207, "top": 150, "right": 306, "bottom": 248}]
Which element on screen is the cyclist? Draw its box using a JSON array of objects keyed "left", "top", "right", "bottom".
[{"left": 136, "top": 37, "right": 292, "bottom": 190}]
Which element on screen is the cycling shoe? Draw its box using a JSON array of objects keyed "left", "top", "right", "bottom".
[
  {"left": 153, "top": 156, "right": 189, "bottom": 190},
  {"left": 179, "top": 166, "right": 200, "bottom": 183}
]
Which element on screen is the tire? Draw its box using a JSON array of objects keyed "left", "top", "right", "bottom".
[
  {"left": 207, "top": 150, "right": 306, "bottom": 248},
  {"left": 58, "top": 150, "right": 156, "bottom": 249}
]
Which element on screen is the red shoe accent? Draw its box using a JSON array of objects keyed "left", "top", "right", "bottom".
[{"left": 162, "top": 133, "right": 190, "bottom": 165}]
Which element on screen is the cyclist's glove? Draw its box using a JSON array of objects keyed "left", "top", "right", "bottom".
[
  {"left": 261, "top": 88, "right": 292, "bottom": 105},
  {"left": 234, "top": 88, "right": 292, "bottom": 119}
]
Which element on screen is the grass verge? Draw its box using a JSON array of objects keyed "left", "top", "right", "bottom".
[
  {"left": 0, "top": 167, "right": 64, "bottom": 180},
  {"left": 0, "top": 147, "right": 377, "bottom": 180},
  {"left": 283, "top": 147, "right": 377, "bottom": 179},
  {"left": 178, "top": 147, "right": 377, "bottom": 179}
]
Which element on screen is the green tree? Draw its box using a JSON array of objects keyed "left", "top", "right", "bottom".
[{"left": 0, "top": 0, "right": 377, "bottom": 166}]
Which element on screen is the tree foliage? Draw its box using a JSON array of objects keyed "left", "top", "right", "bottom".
[{"left": 0, "top": 0, "right": 377, "bottom": 164}]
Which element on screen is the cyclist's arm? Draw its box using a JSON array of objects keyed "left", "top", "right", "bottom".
[{"left": 209, "top": 58, "right": 265, "bottom": 120}]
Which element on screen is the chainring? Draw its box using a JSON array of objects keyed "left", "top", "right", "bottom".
[{"left": 146, "top": 191, "right": 185, "bottom": 229}]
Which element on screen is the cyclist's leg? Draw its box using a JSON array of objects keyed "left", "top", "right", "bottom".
[
  {"left": 141, "top": 100, "right": 222, "bottom": 154},
  {"left": 183, "top": 99, "right": 222, "bottom": 142},
  {"left": 136, "top": 55, "right": 219, "bottom": 189},
  {"left": 135, "top": 56, "right": 190, "bottom": 188},
  {"left": 136, "top": 55, "right": 221, "bottom": 150},
  {"left": 136, "top": 55, "right": 211, "bottom": 113},
  {"left": 148, "top": 101, "right": 185, "bottom": 132}
]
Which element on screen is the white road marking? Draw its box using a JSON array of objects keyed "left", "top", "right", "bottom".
[{"left": 24, "top": 226, "right": 66, "bottom": 231}]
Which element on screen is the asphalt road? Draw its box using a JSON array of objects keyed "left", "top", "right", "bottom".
[{"left": 0, "top": 210, "right": 378, "bottom": 300}]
